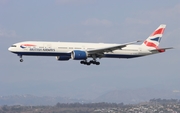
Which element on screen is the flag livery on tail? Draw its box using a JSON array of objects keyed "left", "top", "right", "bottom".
[{"left": 142, "top": 24, "right": 166, "bottom": 48}]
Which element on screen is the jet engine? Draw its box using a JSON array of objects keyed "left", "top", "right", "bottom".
[
  {"left": 71, "top": 50, "right": 88, "bottom": 60},
  {"left": 56, "top": 56, "right": 71, "bottom": 61}
]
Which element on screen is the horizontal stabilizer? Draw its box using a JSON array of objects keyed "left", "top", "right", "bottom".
[{"left": 150, "top": 47, "right": 173, "bottom": 52}]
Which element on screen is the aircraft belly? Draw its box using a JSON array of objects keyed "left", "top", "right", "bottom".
[
  {"left": 12, "top": 51, "right": 71, "bottom": 56},
  {"left": 104, "top": 54, "right": 143, "bottom": 58}
]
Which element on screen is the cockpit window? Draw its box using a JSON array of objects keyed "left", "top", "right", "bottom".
[{"left": 11, "top": 45, "right": 17, "bottom": 47}]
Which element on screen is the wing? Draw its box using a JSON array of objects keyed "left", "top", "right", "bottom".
[{"left": 87, "top": 40, "right": 141, "bottom": 54}]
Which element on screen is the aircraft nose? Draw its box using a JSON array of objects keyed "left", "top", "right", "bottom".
[{"left": 8, "top": 47, "right": 12, "bottom": 51}]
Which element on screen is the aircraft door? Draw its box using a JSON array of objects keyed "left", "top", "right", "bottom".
[{"left": 43, "top": 44, "right": 52, "bottom": 49}]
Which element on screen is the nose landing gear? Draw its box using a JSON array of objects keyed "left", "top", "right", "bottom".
[{"left": 18, "top": 55, "right": 23, "bottom": 62}]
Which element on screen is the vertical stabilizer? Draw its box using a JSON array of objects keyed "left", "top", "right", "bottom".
[{"left": 141, "top": 24, "right": 166, "bottom": 48}]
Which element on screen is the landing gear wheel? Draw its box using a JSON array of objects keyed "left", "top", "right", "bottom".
[
  {"left": 89, "top": 60, "right": 95, "bottom": 64},
  {"left": 80, "top": 61, "right": 85, "bottom": 64},
  {"left": 95, "top": 62, "right": 100, "bottom": 65},
  {"left": 20, "top": 59, "right": 23, "bottom": 62},
  {"left": 80, "top": 60, "right": 100, "bottom": 65},
  {"left": 86, "top": 62, "right": 91, "bottom": 66}
]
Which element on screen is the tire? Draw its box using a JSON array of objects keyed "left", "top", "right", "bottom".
[
  {"left": 80, "top": 61, "right": 84, "bottom": 64},
  {"left": 20, "top": 59, "right": 23, "bottom": 62},
  {"left": 87, "top": 62, "right": 91, "bottom": 65},
  {"left": 96, "top": 62, "right": 100, "bottom": 65}
]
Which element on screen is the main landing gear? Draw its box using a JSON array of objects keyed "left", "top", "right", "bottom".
[
  {"left": 18, "top": 55, "right": 23, "bottom": 62},
  {"left": 81, "top": 55, "right": 100, "bottom": 66},
  {"left": 80, "top": 60, "right": 100, "bottom": 66}
]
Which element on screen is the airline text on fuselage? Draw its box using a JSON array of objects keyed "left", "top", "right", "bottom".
[{"left": 29, "top": 48, "right": 55, "bottom": 51}]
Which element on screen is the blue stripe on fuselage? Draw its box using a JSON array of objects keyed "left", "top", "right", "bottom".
[
  {"left": 12, "top": 52, "right": 143, "bottom": 59},
  {"left": 12, "top": 52, "right": 71, "bottom": 56}
]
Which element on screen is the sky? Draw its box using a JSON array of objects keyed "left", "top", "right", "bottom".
[{"left": 0, "top": 0, "right": 180, "bottom": 100}]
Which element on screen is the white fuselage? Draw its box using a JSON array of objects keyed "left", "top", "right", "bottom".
[{"left": 8, "top": 41, "right": 155, "bottom": 59}]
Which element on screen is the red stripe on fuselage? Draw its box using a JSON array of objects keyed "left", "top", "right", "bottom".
[{"left": 21, "top": 44, "right": 36, "bottom": 46}]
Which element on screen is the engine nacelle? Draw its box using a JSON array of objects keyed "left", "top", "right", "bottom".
[
  {"left": 56, "top": 56, "right": 70, "bottom": 61},
  {"left": 71, "top": 50, "right": 88, "bottom": 60}
]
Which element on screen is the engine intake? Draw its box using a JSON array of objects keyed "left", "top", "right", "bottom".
[
  {"left": 56, "top": 56, "right": 71, "bottom": 61},
  {"left": 71, "top": 50, "right": 88, "bottom": 60}
]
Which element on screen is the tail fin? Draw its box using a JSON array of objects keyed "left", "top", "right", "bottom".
[{"left": 141, "top": 24, "right": 166, "bottom": 48}]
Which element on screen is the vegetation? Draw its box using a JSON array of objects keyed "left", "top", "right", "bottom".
[{"left": 1, "top": 99, "right": 180, "bottom": 113}]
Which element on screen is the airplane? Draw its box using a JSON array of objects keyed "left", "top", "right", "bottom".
[{"left": 8, "top": 24, "right": 172, "bottom": 65}]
